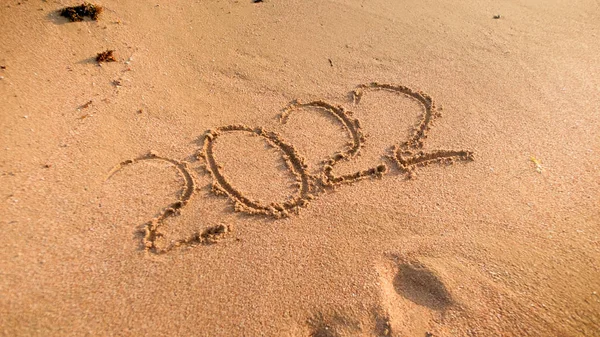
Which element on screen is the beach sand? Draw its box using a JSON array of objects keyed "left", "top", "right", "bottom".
[{"left": 1, "top": 0, "right": 599, "bottom": 336}]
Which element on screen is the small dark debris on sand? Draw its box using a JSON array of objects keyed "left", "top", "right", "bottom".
[
  {"left": 493, "top": 14, "right": 501, "bottom": 19},
  {"left": 0, "top": 66, "right": 6, "bottom": 70},
  {"left": 80, "top": 100, "right": 93, "bottom": 109},
  {"left": 59, "top": 3, "right": 103, "bottom": 22},
  {"left": 96, "top": 50, "right": 116, "bottom": 63},
  {"left": 253, "top": 0, "right": 263, "bottom": 3}
]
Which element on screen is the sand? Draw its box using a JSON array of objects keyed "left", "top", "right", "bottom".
[{"left": 1, "top": 0, "right": 599, "bottom": 336}]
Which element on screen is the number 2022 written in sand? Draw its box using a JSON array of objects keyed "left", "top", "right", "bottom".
[{"left": 107, "top": 83, "right": 474, "bottom": 254}]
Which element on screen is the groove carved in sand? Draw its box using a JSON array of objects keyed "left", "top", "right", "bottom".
[
  {"left": 107, "top": 152, "right": 204, "bottom": 254},
  {"left": 352, "top": 82, "right": 474, "bottom": 178},
  {"left": 200, "top": 124, "right": 315, "bottom": 218},
  {"left": 108, "top": 83, "right": 474, "bottom": 253},
  {"left": 280, "top": 100, "right": 388, "bottom": 186}
]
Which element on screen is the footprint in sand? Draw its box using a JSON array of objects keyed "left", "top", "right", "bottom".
[
  {"left": 376, "top": 256, "right": 456, "bottom": 337},
  {"left": 106, "top": 83, "right": 474, "bottom": 253},
  {"left": 300, "top": 256, "right": 455, "bottom": 337},
  {"left": 307, "top": 312, "right": 361, "bottom": 337},
  {"left": 393, "top": 262, "right": 453, "bottom": 311},
  {"left": 305, "top": 310, "right": 392, "bottom": 337}
]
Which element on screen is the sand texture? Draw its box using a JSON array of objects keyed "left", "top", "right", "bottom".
[{"left": 1, "top": 0, "right": 599, "bottom": 336}]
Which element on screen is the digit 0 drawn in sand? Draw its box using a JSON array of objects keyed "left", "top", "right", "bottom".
[
  {"left": 199, "top": 124, "right": 316, "bottom": 218},
  {"left": 281, "top": 100, "right": 387, "bottom": 186},
  {"left": 107, "top": 83, "right": 474, "bottom": 253}
]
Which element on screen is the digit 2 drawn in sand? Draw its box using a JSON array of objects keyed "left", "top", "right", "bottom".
[{"left": 108, "top": 83, "right": 474, "bottom": 254}]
